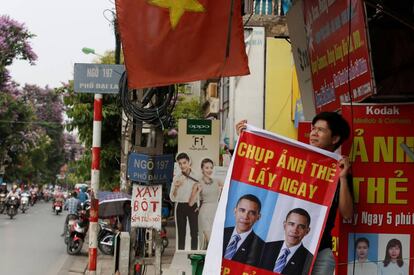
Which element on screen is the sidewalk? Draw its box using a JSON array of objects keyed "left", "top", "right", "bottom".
[{"left": 62, "top": 223, "right": 176, "bottom": 275}]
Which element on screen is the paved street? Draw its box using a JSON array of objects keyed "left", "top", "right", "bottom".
[{"left": 0, "top": 201, "right": 69, "bottom": 275}]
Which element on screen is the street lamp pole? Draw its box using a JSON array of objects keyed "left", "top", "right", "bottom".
[
  {"left": 81, "top": 47, "right": 103, "bottom": 57},
  {"left": 88, "top": 93, "right": 102, "bottom": 274},
  {"left": 82, "top": 47, "right": 102, "bottom": 275}
]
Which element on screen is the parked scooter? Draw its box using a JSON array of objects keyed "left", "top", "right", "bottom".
[
  {"left": 20, "top": 192, "right": 30, "bottom": 213},
  {"left": 97, "top": 221, "right": 116, "bottom": 255},
  {"left": 66, "top": 201, "right": 90, "bottom": 255}
]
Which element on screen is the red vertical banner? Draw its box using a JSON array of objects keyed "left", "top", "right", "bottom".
[
  {"left": 303, "top": 0, "right": 374, "bottom": 113},
  {"left": 340, "top": 103, "right": 414, "bottom": 275}
]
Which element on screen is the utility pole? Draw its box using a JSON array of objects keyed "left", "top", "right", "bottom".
[
  {"left": 126, "top": 89, "right": 164, "bottom": 275},
  {"left": 88, "top": 93, "right": 102, "bottom": 274}
]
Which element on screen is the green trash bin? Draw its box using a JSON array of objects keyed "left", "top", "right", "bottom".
[{"left": 188, "top": 254, "right": 205, "bottom": 275}]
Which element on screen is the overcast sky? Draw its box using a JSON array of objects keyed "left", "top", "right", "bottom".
[{"left": 2, "top": 0, "right": 115, "bottom": 88}]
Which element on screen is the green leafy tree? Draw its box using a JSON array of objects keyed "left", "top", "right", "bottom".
[
  {"left": 163, "top": 85, "right": 204, "bottom": 154},
  {"left": 0, "top": 92, "right": 36, "bottom": 177},
  {"left": 60, "top": 51, "right": 204, "bottom": 190},
  {"left": 59, "top": 77, "right": 122, "bottom": 191}
]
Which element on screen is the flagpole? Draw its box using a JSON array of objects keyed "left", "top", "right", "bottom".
[{"left": 225, "top": 0, "right": 236, "bottom": 59}]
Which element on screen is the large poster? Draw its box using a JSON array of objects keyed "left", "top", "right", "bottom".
[
  {"left": 205, "top": 125, "right": 343, "bottom": 274},
  {"left": 170, "top": 119, "right": 222, "bottom": 252},
  {"left": 303, "top": 0, "right": 374, "bottom": 113},
  {"left": 339, "top": 103, "right": 414, "bottom": 275}
]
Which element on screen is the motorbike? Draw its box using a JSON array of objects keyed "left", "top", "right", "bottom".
[
  {"left": 67, "top": 203, "right": 90, "bottom": 255},
  {"left": 97, "top": 221, "right": 116, "bottom": 255},
  {"left": 64, "top": 214, "right": 79, "bottom": 245},
  {"left": 30, "top": 190, "right": 37, "bottom": 206},
  {"left": 7, "top": 196, "right": 19, "bottom": 219},
  {"left": 20, "top": 192, "right": 30, "bottom": 213},
  {"left": 0, "top": 193, "right": 6, "bottom": 214},
  {"left": 43, "top": 190, "right": 50, "bottom": 202},
  {"left": 53, "top": 198, "right": 64, "bottom": 215}
]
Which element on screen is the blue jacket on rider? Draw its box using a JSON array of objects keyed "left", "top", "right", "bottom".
[{"left": 78, "top": 188, "right": 89, "bottom": 203}]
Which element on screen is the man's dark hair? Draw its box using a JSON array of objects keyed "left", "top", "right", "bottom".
[
  {"left": 285, "top": 208, "right": 311, "bottom": 227},
  {"left": 236, "top": 194, "right": 261, "bottom": 213},
  {"left": 72, "top": 191, "right": 78, "bottom": 198},
  {"left": 355, "top": 237, "right": 370, "bottom": 249},
  {"left": 176, "top": 152, "right": 190, "bottom": 162},
  {"left": 312, "top": 111, "right": 351, "bottom": 149}
]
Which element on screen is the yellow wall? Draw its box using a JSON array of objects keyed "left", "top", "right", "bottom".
[{"left": 265, "top": 38, "right": 298, "bottom": 139}]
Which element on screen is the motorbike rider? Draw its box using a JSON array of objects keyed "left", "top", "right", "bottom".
[
  {"left": 53, "top": 186, "right": 64, "bottom": 209},
  {"left": 6, "top": 185, "right": 20, "bottom": 210},
  {"left": 77, "top": 186, "right": 89, "bottom": 204},
  {"left": 0, "top": 183, "right": 7, "bottom": 195},
  {"left": 61, "top": 191, "right": 81, "bottom": 237}
]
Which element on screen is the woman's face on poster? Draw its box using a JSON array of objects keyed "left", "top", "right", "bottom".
[
  {"left": 388, "top": 245, "right": 401, "bottom": 260},
  {"left": 202, "top": 162, "right": 213, "bottom": 176},
  {"left": 356, "top": 242, "right": 369, "bottom": 260}
]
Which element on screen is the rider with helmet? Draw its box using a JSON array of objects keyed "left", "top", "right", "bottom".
[
  {"left": 6, "top": 185, "right": 20, "bottom": 210},
  {"left": 0, "top": 183, "right": 7, "bottom": 195}
]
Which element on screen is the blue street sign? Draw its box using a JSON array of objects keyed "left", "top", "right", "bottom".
[
  {"left": 127, "top": 153, "right": 174, "bottom": 184},
  {"left": 74, "top": 63, "right": 125, "bottom": 94}
]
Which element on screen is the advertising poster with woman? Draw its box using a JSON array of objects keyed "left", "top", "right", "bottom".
[
  {"left": 204, "top": 125, "right": 343, "bottom": 274},
  {"left": 339, "top": 103, "right": 414, "bottom": 275},
  {"left": 170, "top": 119, "right": 226, "bottom": 252}
]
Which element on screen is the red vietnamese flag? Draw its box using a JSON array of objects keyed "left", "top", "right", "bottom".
[{"left": 115, "top": 0, "right": 250, "bottom": 89}]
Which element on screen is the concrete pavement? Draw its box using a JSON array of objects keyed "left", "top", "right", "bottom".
[{"left": 60, "top": 222, "right": 177, "bottom": 275}]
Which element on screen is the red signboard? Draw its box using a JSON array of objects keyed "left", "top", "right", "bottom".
[
  {"left": 339, "top": 103, "right": 414, "bottom": 275},
  {"left": 204, "top": 126, "right": 342, "bottom": 274},
  {"left": 303, "top": 0, "right": 374, "bottom": 113}
]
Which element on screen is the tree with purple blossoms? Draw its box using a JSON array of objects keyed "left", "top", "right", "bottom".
[
  {"left": 0, "top": 15, "right": 69, "bottom": 185},
  {"left": 0, "top": 15, "right": 37, "bottom": 88}
]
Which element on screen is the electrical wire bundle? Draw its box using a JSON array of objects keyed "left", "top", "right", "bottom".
[{"left": 119, "top": 71, "right": 177, "bottom": 129}]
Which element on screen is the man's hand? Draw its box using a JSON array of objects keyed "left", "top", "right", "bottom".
[
  {"left": 338, "top": 156, "right": 351, "bottom": 179},
  {"left": 235, "top": 120, "right": 248, "bottom": 135}
]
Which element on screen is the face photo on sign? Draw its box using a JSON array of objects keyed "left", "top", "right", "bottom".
[
  {"left": 347, "top": 233, "right": 379, "bottom": 275},
  {"left": 224, "top": 180, "right": 278, "bottom": 240},
  {"left": 348, "top": 233, "right": 379, "bottom": 264},
  {"left": 377, "top": 234, "right": 410, "bottom": 275},
  {"left": 266, "top": 194, "right": 327, "bottom": 254}
]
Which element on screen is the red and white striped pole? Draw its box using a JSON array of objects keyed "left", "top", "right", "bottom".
[{"left": 88, "top": 93, "right": 102, "bottom": 274}]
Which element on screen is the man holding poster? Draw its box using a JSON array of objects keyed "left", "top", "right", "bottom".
[{"left": 233, "top": 112, "right": 353, "bottom": 274}]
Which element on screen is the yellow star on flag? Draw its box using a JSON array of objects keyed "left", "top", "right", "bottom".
[{"left": 148, "top": 0, "right": 205, "bottom": 29}]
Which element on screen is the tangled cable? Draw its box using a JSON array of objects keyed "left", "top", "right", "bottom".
[{"left": 119, "top": 71, "right": 177, "bottom": 129}]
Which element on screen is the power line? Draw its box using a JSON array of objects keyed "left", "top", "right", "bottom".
[{"left": 0, "top": 120, "right": 64, "bottom": 126}]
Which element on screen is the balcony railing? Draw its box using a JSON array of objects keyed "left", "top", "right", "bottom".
[{"left": 244, "top": 0, "right": 292, "bottom": 16}]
